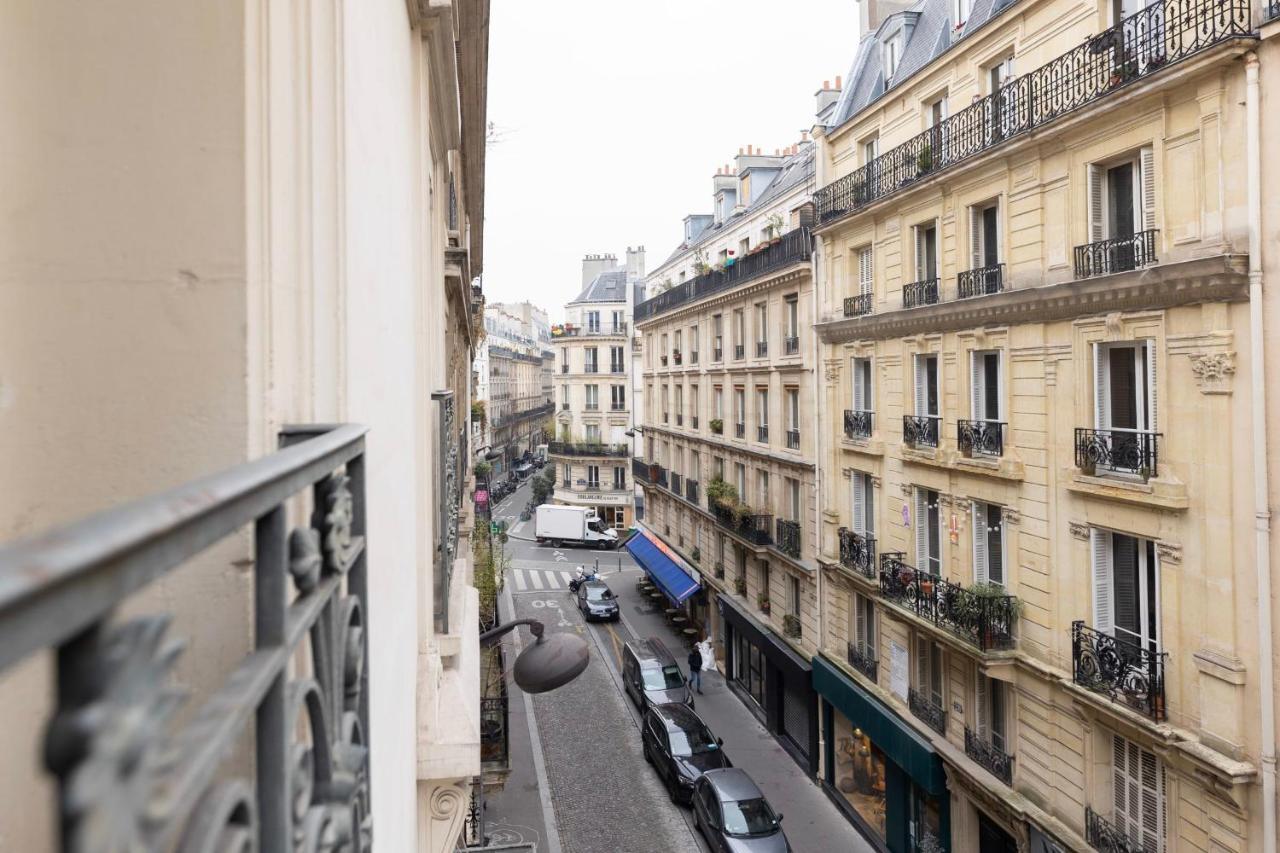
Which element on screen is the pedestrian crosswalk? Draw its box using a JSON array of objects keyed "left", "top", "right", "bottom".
[{"left": 508, "top": 565, "right": 639, "bottom": 592}]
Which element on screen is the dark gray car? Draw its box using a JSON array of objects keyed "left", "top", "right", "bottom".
[
  {"left": 575, "top": 578, "right": 619, "bottom": 621},
  {"left": 692, "top": 768, "right": 790, "bottom": 853},
  {"left": 622, "top": 637, "right": 694, "bottom": 710},
  {"left": 642, "top": 703, "right": 730, "bottom": 804}
]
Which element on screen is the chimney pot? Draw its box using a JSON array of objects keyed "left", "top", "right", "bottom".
[
  {"left": 836, "top": 75, "right": 843, "bottom": 89},
  {"left": 802, "top": 130, "right": 809, "bottom": 141},
  {"left": 738, "top": 147, "right": 744, "bottom": 155},
  {"left": 823, "top": 80, "right": 829, "bottom": 90}
]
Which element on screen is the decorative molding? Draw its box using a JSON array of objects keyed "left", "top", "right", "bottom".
[
  {"left": 1189, "top": 351, "right": 1236, "bottom": 394},
  {"left": 938, "top": 494, "right": 954, "bottom": 508},
  {"left": 900, "top": 482, "right": 914, "bottom": 497},
  {"left": 1104, "top": 311, "right": 1124, "bottom": 338},
  {"left": 871, "top": 476, "right": 883, "bottom": 489},
  {"left": 1069, "top": 521, "right": 1090, "bottom": 540},
  {"left": 841, "top": 467, "right": 854, "bottom": 478},
  {"left": 1001, "top": 507, "right": 1021, "bottom": 526},
  {"left": 1156, "top": 540, "right": 1183, "bottom": 564},
  {"left": 824, "top": 359, "right": 843, "bottom": 382}
]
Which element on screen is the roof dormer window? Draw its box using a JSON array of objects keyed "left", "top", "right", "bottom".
[
  {"left": 954, "top": 0, "right": 971, "bottom": 29},
  {"left": 884, "top": 35, "right": 902, "bottom": 80}
]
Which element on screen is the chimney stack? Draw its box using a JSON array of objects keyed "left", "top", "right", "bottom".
[{"left": 815, "top": 74, "right": 844, "bottom": 123}]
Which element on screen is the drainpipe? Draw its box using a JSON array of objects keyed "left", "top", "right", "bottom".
[{"left": 1244, "top": 50, "right": 1276, "bottom": 848}]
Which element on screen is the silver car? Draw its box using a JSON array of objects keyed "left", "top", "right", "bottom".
[{"left": 692, "top": 768, "right": 790, "bottom": 853}]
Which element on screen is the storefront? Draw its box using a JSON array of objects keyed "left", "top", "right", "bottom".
[
  {"left": 813, "top": 655, "right": 950, "bottom": 853},
  {"left": 718, "top": 594, "right": 818, "bottom": 774}
]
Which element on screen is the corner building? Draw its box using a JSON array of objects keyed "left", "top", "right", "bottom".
[{"left": 810, "top": 0, "right": 1269, "bottom": 850}]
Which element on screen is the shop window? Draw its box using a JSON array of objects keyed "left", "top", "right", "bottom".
[{"left": 830, "top": 710, "right": 888, "bottom": 842}]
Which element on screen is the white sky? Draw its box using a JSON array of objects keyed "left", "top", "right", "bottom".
[{"left": 482, "top": 0, "right": 861, "bottom": 322}]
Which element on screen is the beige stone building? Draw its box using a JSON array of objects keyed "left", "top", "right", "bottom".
[
  {"left": 476, "top": 301, "right": 554, "bottom": 475},
  {"left": 633, "top": 143, "right": 823, "bottom": 770},
  {"left": 809, "top": 0, "right": 1274, "bottom": 851}
]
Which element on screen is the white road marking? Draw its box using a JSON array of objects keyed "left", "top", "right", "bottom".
[
  {"left": 513, "top": 521, "right": 526, "bottom": 534},
  {"left": 559, "top": 571, "right": 572, "bottom": 586},
  {"left": 513, "top": 569, "right": 527, "bottom": 591},
  {"left": 530, "top": 572, "right": 544, "bottom": 590}
]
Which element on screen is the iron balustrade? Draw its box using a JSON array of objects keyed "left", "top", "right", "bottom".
[
  {"left": 673, "top": 351, "right": 683, "bottom": 365},
  {"left": 783, "top": 614, "right": 803, "bottom": 639},
  {"left": 490, "top": 401, "right": 554, "bottom": 429},
  {"left": 957, "top": 263, "right": 1005, "bottom": 298},
  {"left": 670, "top": 472, "right": 684, "bottom": 496},
  {"left": 758, "top": 425, "right": 769, "bottom": 443},
  {"left": 1074, "top": 229, "right": 1159, "bottom": 278},
  {"left": 756, "top": 341, "right": 768, "bottom": 358},
  {"left": 964, "top": 728, "right": 1014, "bottom": 786},
  {"left": 661, "top": 355, "right": 668, "bottom": 366},
  {"left": 548, "top": 441, "right": 631, "bottom": 458},
  {"left": 784, "top": 336, "right": 800, "bottom": 355},
  {"left": 711, "top": 504, "right": 774, "bottom": 546},
  {"left": 585, "top": 403, "right": 599, "bottom": 412},
  {"left": 1085, "top": 806, "right": 1147, "bottom": 853},
  {"left": 775, "top": 519, "right": 802, "bottom": 558},
  {"left": 847, "top": 642, "right": 879, "bottom": 682},
  {"left": 1075, "top": 427, "right": 1160, "bottom": 477},
  {"left": 561, "top": 364, "right": 569, "bottom": 374},
  {"left": 611, "top": 362, "right": 625, "bottom": 373},
  {"left": 433, "top": 393, "right": 466, "bottom": 634},
  {"left": 653, "top": 464, "right": 669, "bottom": 489},
  {"left": 685, "top": 478, "right": 700, "bottom": 505},
  {"left": 844, "top": 409, "right": 874, "bottom": 440},
  {"left": 908, "top": 687, "right": 948, "bottom": 736},
  {"left": 814, "top": 0, "right": 1251, "bottom": 225},
  {"left": 676, "top": 414, "right": 684, "bottom": 427},
  {"left": 843, "top": 293, "right": 874, "bottom": 317},
  {"left": 903, "top": 415, "right": 941, "bottom": 449},
  {"left": 903, "top": 278, "right": 940, "bottom": 308},
  {"left": 584, "top": 363, "right": 599, "bottom": 374},
  {"left": 879, "top": 553, "right": 1019, "bottom": 651},
  {"left": 633, "top": 457, "right": 652, "bottom": 483},
  {"left": 734, "top": 344, "right": 746, "bottom": 360},
  {"left": 691, "top": 351, "right": 700, "bottom": 364},
  {"left": 553, "top": 322, "right": 629, "bottom": 337},
  {"left": 1071, "top": 621, "right": 1167, "bottom": 721},
  {"left": 481, "top": 696, "right": 510, "bottom": 772},
  {"left": 838, "top": 528, "right": 878, "bottom": 580},
  {"left": 692, "top": 416, "right": 700, "bottom": 429},
  {"left": 786, "top": 429, "right": 801, "bottom": 450},
  {"left": 634, "top": 228, "right": 813, "bottom": 323},
  {"left": 611, "top": 402, "right": 626, "bottom": 411},
  {"left": 0, "top": 424, "right": 374, "bottom": 850},
  {"left": 735, "top": 422, "right": 746, "bottom": 438},
  {"left": 958, "top": 419, "right": 1006, "bottom": 457}
]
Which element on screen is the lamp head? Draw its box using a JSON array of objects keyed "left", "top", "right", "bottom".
[{"left": 512, "top": 627, "right": 589, "bottom": 693}]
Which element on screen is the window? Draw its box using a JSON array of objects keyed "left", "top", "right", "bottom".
[
  {"left": 988, "top": 57, "right": 1017, "bottom": 141},
  {"left": 759, "top": 560, "right": 771, "bottom": 598},
  {"left": 954, "top": 0, "right": 971, "bottom": 26},
  {"left": 969, "top": 200, "right": 1001, "bottom": 271},
  {"left": 690, "top": 450, "right": 700, "bottom": 481},
  {"left": 661, "top": 334, "right": 668, "bottom": 361},
  {"left": 756, "top": 388, "right": 769, "bottom": 443},
  {"left": 913, "top": 221, "right": 938, "bottom": 281},
  {"left": 674, "top": 386, "right": 684, "bottom": 425},
  {"left": 757, "top": 469, "right": 770, "bottom": 507},
  {"left": 851, "top": 357, "right": 872, "bottom": 413},
  {"left": 714, "top": 386, "right": 724, "bottom": 419},
  {"left": 786, "top": 388, "right": 800, "bottom": 432},
  {"left": 585, "top": 424, "right": 601, "bottom": 443},
  {"left": 851, "top": 592, "right": 876, "bottom": 654},
  {"left": 689, "top": 324, "right": 699, "bottom": 359},
  {"left": 674, "top": 329, "right": 683, "bottom": 356},
  {"left": 734, "top": 463, "right": 747, "bottom": 497},
  {"left": 562, "top": 463, "right": 571, "bottom": 483},
  {"left": 587, "top": 311, "right": 600, "bottom": 333},
  {"left": 690, "top": 385, "right": 699, "bottom": 426},
  {"left": 661, "top": 385, "right": 669, "bottom": 421},
  {"left": 975, "top": 674, "right": 1007, "bottom": 752},
  {"left": 612, "top": 310, "right": 624, "bottom": 332},
  {"left": 1094, "top": 341, "right": 1157, "bottom": 439},
  {"left": 858, "top": 247, "right": 874, "bottom": 302},
  {"left": 971, "top": 501, "right": 1005, "bottom": 586},
  {"left": 851, "top": 471, "right": 875, "bottom": 535},
  {"left": 610, "top": 345, "right": 625, "bottom": 373},
  {"left": 787, "top": 575, "right": 801, "bottom": 618},
  {"left": 785, "top": 295, "right": 799, "bottom": 343},
  {"left": 561, "top": 384, "right": 570, "bottom": 410},
  {"left": 587, "top": 465, "right": 600, "bottom": 488},
  {"left": 735, "top": 388, "right": 746, "bottom": 435},
  {"left": 914, "top": 634, "right": 944, "bottom": 707},
  {"left": 739, "top": 237, "right": 750, "bottom": 258},
  {"left": 927, "top": 95, "right": 948, "bottom": 159},
  {"left": 584, "top": 346, "right": 599, "bottom": 373},
  {"left": 787, "top": 477, "right": 801, "bottom": 522},
  {"left": 1111, "top": 734, "right": 1166, "bottom": 853},
  {"left": 713, "top": 314, "right": 724, "bottom": 360},
  {"left": 914, "top": 354, "right": 940, "bottom": 417},
  {"left": 611, "top": 384, "right": 626, "bottom": 411},
  {"left": 914, "top": 487, "right": 942, "bottom": 575},
  {"left": 733, "top": 309, "right": 745, "bottom": 357},
  {"left": 1091, "top": 529, "right": 1161, "bottom": 658},
  {"left": 613, "top": 466, "right": 626, "bottom": 489},
  {"left": 561, "top": 349, "right": 569, "bottom": 371},
  {"left": 971, "top": 350, "right": 1002, "bottom": 422},
  {"left": 885, "top": 35, "right": 901, "bottom": 79},
  {"left": 1088, "top": 149, "right": 1155, "bottom": 245},
  {"left": 755, "top": 303, "right": 768, "bottom": 345},
  {"left": 714, "top": 456, "right": 725, "bottom": 481}
]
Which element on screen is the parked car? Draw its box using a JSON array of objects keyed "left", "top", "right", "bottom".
[
  {"left": 575, "top": 578, "right": 619, "bottom": 621},
  {"left": 692, "top": 768, "right": 790, "bottom": 853},
  {"left": 622, "top": 637, "right": 694, "bottom": 711},
  {"left": 641, "top": 702, "right": 730, "bottom": 804}
]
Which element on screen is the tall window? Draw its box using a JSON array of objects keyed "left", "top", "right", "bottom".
[
  {"left": 757, "top": 470, "right": 769, "bottom": 507},
  {"left": 714, "top": 456, "right": 724, "bottom": 481},
  {"left": 714, "top": 386, "right": 724, "bottom": 419},
  {"left": 610, "top": 345, "right": 625, "bottom": 372},
  {"left": 674, "top": 386, "right": 683, "bottom": 424},
  {"left": 733, "top": 309, "right": 745, "bottom": 357},
  {"left": 584, "top": 384, "right": 598, "bottom": 411},
  {"left": 969, "top": 201, "right": 1001, "bottom": 271},
  {"left": 1111, "top": 734, "right": 1166, "bottom": 853},
  {"left": 1088, "top": 149, "right": 1155, "bottom": 246},
  {"left": 787, "top": 575, "right": 801, "bottom": 618},
  {"left": 852, "top": 357, "right": 873, "bottom": 413},
  {"left": 690, "top": 450, "right": 700, "bottom": 481},
  {"left": 734, "top": 388, "right": 746, "bottom": 432},
  {"left": 971, "top": 501, "right": 1005, "bottom": 586},
  {"left": 787, "top": 477, "right": 801, "bottom": 522},
  {"left": 613, "top": 465, "right": 626, "bottom": 489},
  {"left": 611, "top": 384, "right": 626, "bottom": 411},
  {"left": 914, "top": 487, "right": 942, "bottom": 575},
  {"left": 585, "top": 423, "right": 601, "bottom": 443},
  {"left": 971, "top": 350, "right": 1002, "bottom": 422},
  {"left": 586, "top": 465, "right": 600, "bottom": 488},
  {"left": 584, "top": 346, "right": 599, "bottom": 373},
  {"left": 1091, "top": 529, "right": 1161, "bottom": 659},
  {"left": 561, "top": 349, "right": 569, "bottom": 371},
  {"left": 562, "top": 463, "right": 570, "bottom": 484},
  {"left": 885, "top": 35, "right": 901, "bottom": 79},
  {"left": 1094, "top": 341, "right": 1156, "bottom": 437},
  {"left": 786, "top": 388, "right": 800, "bottom": 433},
  {"left": 954, "top": 0, "right": 971, "bottom": 26},
  {"left": 561, "top": 384, "right": 570, "bottom": 410},
  {"left": 975, "top": 673, "right": 1007, "bottom": 752},
  {"left": 851, "top": 472, "right": 875, "bottom": 536},
  {"left": 674, "top": 329, "right": 683, "bottom": 355},
  {"left": 690, "top": 385, "right": 699, "bottom": 425},
  {"left": 587, "top": 311, "right": 600, "bottom": 333},
  {"left": 756, "top": 388, "right": 769, "bottom": 427},
  {"left": 689, "top": 324, "right": 699, "bottom": 358},
  {"left": 611, "top": 309, "right": 624, "bottom": 332},
  {"left": 660, "top": 334, "right": 668, "bottom": 361},
  {"left": 914, "top": 635, "right": 944, "bottom": 707},
  {"left": 754, "top": 302, "right": 768, "bottom": 353},
  {"left": 661, "top": 385, "right": 668, "bottom": 421},
  {"left": 785, "top": 296, "right": 799, "bottom": 344},
  {"left": 858, "top": 247, "right": 874, "bottom": 303},
  {"left": 851, "top": 592, "right": 876, "bottom": 657},
  {"left": 713, "top": 314, "right": 723, "bottom": 360},
  {"left": 915, "top": 354, "right": 940, "bottom": 418},
  {"left": 914, "top": 221, "right": 939, "bottom": 281},
  {"left": 734, "top": 462, "right": 746, "bottom": 497}
]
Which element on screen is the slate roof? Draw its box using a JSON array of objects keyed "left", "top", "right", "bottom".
[{"left": 569, "top": 269, "right": 630, "bottom": 305}]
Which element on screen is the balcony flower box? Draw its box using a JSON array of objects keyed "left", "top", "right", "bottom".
[
  {"left": 709, "top": 418, "right": 724, "bottom": 435},
  {"left": 734, "top": 576, "right": 747, "bottom": 596},
  {"left": 757, "top": 594, "right": 771, "bottom": 614}
]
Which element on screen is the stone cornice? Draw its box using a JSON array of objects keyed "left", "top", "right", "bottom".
[
  {"left": 817, "top": 255, "right": 1248, "bottom": 345},
  {"left": 635, "top": 264, "right": 811, "bottom": 329}
]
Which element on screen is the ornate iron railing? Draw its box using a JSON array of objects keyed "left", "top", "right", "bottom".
[
  {"left": 1085, "top": 805, "right": 1146, "bottom": 853},
  {"left": 548, "top": 441, "right": 631, "bottom": 458},
  {"left": 633, "top": 457, "right": 652, "bottom": 483},
  {"left": 844, "top": 409, "right": 874, "bottom": 439},
  {"left": 957, "top": 263, "right": 1005, "bottom": 298},
  {"left": 0, "top": 424, "right": 374, "bottom": 850},
  {"left": 1075, "top": 428, "right": 1161, "bottom": 477},
  {"left": 903, "top": 415, "right": 941, "bottom": 449},
  {"left": 670, "top": 472, "right": 684, "bottom": 496},
  {"left": 786, "top": 429, "right": 801, "bottom": 450},
  {"left": 1074, "top": 229, "right": 1159, "bottom": 278},
  {"left": 685, "top": 478, "right": 700, "bottom": 505},
  {"left": 434, "top": 392, "right": 466, "bottom": 633},
  {"left": 758, "top": 425, "right": 769, "bottom": 443},
  {"left": 784, "top": 336, "right": 800, "bottom": 355},
  {"left": 965, "top": 728, "right": 1013, "bottom": 786},
  {"left": 714, "top": 346, "right": 723, "bottom": 361},
  {"left": 783, "top": 614, "right": 803, "bottom": 639},
  {"left": 880, "top": 553, "right": 1018, "bottom": 651},
  {"left": 712, "top": 504, "right": 774, "bottom": 546},
  {"left": 838, "top": 528, "right": 877, "bottom": 580},
  {"left": 634, "top": 227, "right": 814, "bottom": 323},
  {"left": 847, "top": 642, "right": 879, "bottom": 682},
  {"left": 734, "top": 344, "right": 746, "bottom": 360},
  {"left": 775, "top": 519, "right": 802, "bottom": 558},
  {"left": 814, "top": 0, "right": 1251, "bottom": 225},
  {"left": 735, "top": 422, "right": 746, "bottom": 438},
  {"left": 756, "top": 341, "right": 769, "bottom": 358},
  {"left": 653, "top": 464, "right": 669, "bottom": 489},
  {"left": 489, "top": 400, "right": 554, "bottom": 429},
  {"left": 481, "top": 696, "right": 510, "bottom": 771},
  {"left": 553, "top": 322, "right": 629, "bottom": 337},
  {"left": 903, "top": 278, "right": 940, "bottom": 308},
  {"left": 1071, "top": 621, "right": 1167, "bottom": 721},
  {"left": 908, "top": 687, "right": 948, "bottom": 735},
  {"left": 958, "top": 419, "right": 1006, "bottom": 457},
  {"left": 843, "top": 293, "right": 874, "bottom": 317}
]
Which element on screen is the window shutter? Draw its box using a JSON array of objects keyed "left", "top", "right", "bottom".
[
  {"left": 971, "top": 351, "right": 986, "bottom": 420},
  {"left": 1094, "top": 343, "right": 1110, "bottom": 430},
  {"left": 1088, "top": 163, "right": 1105, "bottom": 242},
  {"left": 855, "top": 594, "right": 867, "bottom": 649},
  {"left": 973, "top": 502, "right": 989, "bottom": 584},
  {"left": 915, "top": 490, "right": 930, "bottom": 571},
  {"left": 976, "top": 673, "right": 990, "bottom": 739},
  {"left": 866, "top": 476, "right": 876, "bottom": 535},
  {"left": 1139, "top": 146, "right": 1156, "bottom": 233},
  {"left": 970, "top": 206, "right": 983, "bottom": 270},
  {"left": 1145, "top": 340, "right": 1157, "bottom": 433},
  {"left": 852, "top": 360, "right": 865, "bottom": 412},
  {"left": 1139, "top": 744, "right": 1166, "bottom": 852},
  {"left": 859, "top": 248, "right": 873, "bottom": 298},
  {"left": 914, "top": 226, "right": 926, "bottom": 281},
  {"left": 915, "top": 356, "right": 927, "bottom": 416},
  {"left": 1092, "top": 529, "right": 1113, "bottom": 633},
  {"left": 1113, "top": 734, "right": 1165, "bottom": 853},
  {"left": 915, "top": 635, "right": 929, "bottom": 689},
  {"left": 852, "top": 473, "right": 866, "bottom": 536}
]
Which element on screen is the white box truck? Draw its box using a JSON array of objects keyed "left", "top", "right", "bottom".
[{"left": 535, "top": 505, "right": 619, "bottom": 549}]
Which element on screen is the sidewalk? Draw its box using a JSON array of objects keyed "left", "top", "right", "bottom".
[{"left": 612, "top": 578, "right": 874, "bottom": 853}]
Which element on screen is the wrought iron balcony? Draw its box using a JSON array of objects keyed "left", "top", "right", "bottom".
[
  {"left": 1075, "top": 428, "right": 1160, "bottom": 477},
  {"left": 584, "top": 363, "right": 599, "bottom": 374},
  {"left": 673, "top": 351, "right": 683, "bottom": 365},
  {"left": 561, "top": 364, "right": 569, "bottom": 374},
  {"left": 1074, "top": 230, "right": 1158, "bottom": 279},
  {"left": 775, "top": 518, "right": 802, "bottom": 558},
  {"left": 1085, "top": 806, "right": 1146, "bottom": 853},
  {"left": 670, "top": 472, "right": 684, "bottom": 496},
  {"left": 756, "top": 341, "right": 768, "bottom": 358},
  {"left": 958, "top": 419, "right": 1006, "bottom": 457},
  {"left": 633, "top": 457, "right": 652, "bottom": 483},
  {"left": 846, "top": 642, "right": 879, "bottom": 682},
  {"left": 676, "top": 414, "right": 684, "bottom": 427},
  {"left": 965, "top": 728, "right": 1013, "bottom": 786},
  {"left": 814, "top": 0, "right": 1250, "bottom": 226},
  {"left": 1071, "top": 621, "right": 1167, "bottom": 721},
  {"left": 903, "top": 415, "right": 940, "bottom": 449},
  {"left": 908, "top": 687, "right": 947, "bottom": 736},
  {"left": 784, "top": 336, "right": 800, "bottom": 355},
  {"left": 758, "top": 425, "right": 769, "bottom": 443},
  {"left": 685, "top": 478, "right": 700, "bottom": 505},
  {"left": 691, "top": 350, "right": 701, "bottom": 363},
  {"left": 692, "top": 416, "right": 699, "bottom": 429},
  {"left": 611, "top": 362, "right": 625, "bottom": 373},
  {"left": 734, "top": 344, "right": 745, "bottom": 360},
  {"left": 711, "top": 504, "right": 773, "bottom": 546},
  {"left": 957, "top": 263, "right": 1004, "bottom": 298},
  {"left": 843, "top": 293, "right": 873, "bottom": 317},
  {"left": 903, "top": 278, "right": 940, "bottom": 308},
  {"left": 879, "top": 553, "right": 1018, "bottom": 651},
  {"left": 783, "top": 614, "right": 802, "bottom": 639},
  {"left": 735, "top": 422, "right": 745, "bottom": 439},
  {"left": 786, "top": 429, "right": 800, "bottom": 450},
  {"left": 660, "top": 355, "right": 669, "bottom": 366},
  {"left": 0, "top": 424, "right": 376, "bottom": 849},
  {"left": 844, "top": 409, "right": 873, "bottom": 440},
  {"left": 838, "top": 528, "right": 877, "bottom": 580},
  {"left": 611, "top": 402, "right": 626, "bottom": 411},
  {"left": 549, "top": 441, "right": 631, "bottom": 458},
  {"left": 653, "top": 464, "right": 669, "bottom": 489},
  {"left": 554, "top": 322, "right": 629, "bottom": 337}
]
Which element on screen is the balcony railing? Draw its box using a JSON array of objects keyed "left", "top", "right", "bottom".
[
  {"left": 903, "top": 415, "right": 940, "bottom": 449},
  {"left": 734, "top": 344, "right": 745, "bottom": 360},
  {"left": 548, "top": 441, "right": 631, "bottom": 458},
  {"left": 691, "top": 351, "right": 700, "bottom": 364},
  {"left": 1075, "top": 427, "right": 1160, "bottom": 477},
  {"left": 847, "top": 642, "right": 879, "bottom": 682},
  {"left": 844, "top": 409, "right": 873, "bottom": 440},
  {"left": 584, "top": 363, "right": 599, "bottom": 374},
  {"left": 814, "top": 0, "right": 1251, "bottom": 226},
  {"left": 908, "top": 687, "right": 948, "bottom": 736},
  {"left": 676, "top": 414, "right": 684, "bottom": 427},
  {"left": 957, "top": 263, "right": 1005, "bottom": 298},
  {"left": 903, "top": 277, "right": 940, "bottom": 308},
  {"left": 756, "top": 341, "right": 768, "bottom": 358},
  {"left": 0, "top": 424, "right": 376, "bottom": 850},
  {"left": 673, "top": 351, "right": 683, "bottom": 365},
  {"left": 965, "top": 728, "right": 1013, "bottom": 786},
  {"left": 1071, "top": 621, "right": 1167, "bottom": 721},
  {"left": 611, "top": 402, "right": 626, "bottom": 411},
  {"left": 653, "top": 464, "right": 669, "bottom": 489},
  {"left": 611, "top": 362, "right": 625, "bottom": 373},
  {"left": 880, "top": 553, "right": 1018, "bottom": 651},
  {"left": 634, "top": 227, "right": 814, "bottom": 322},
  {"left": 711, "top": 504, "right": 773, "bottom": 546},
  {"left": 633, "top": 457, "right": 652, "bottom": 483},
  {"left": 838, "top": 528, "right": 877, "bottom": 580},
  {"left": 660, "top": 355, "right": 669, "bottom": 366},
  {"left": 685, "top": 478, "right": 700, "bottom": 505},
  {"left": 786, "top": 429, "right": 801, "bottom": 450},
  {"left": 784, "top": 614, "right": 803, "bottom": 639},
  {"left": 758, "top": 425, "right": 769, "bottom": 443},
  {"left": 784, "top": 336, "right": 800, "bottom": 355},
  {"left": 490, "top": 400, "right": 555, "bottom": 429},
  {"left": 775, "top": 519, "right": 802, "bottom": 558},
  {"left": 958, "top": 419, "right": 1006, "bottom": 457},
  {"left": 561, "top": 364, "right": 569, "bottom": 374},
  {"left": 843, "top": 293, "right": 873, "bottom": 317},
  {"left": 553, "top": 322, "right": 629, "bottom": 337},
  {"left": 670, "top": 472, "right": 684, "bottom": 496},
  {"left": 692, "top": 416, "right": 699, "bottom": 429},
  {"left": 1085, "top": 806, "right": 1147, "bottom": 853},
  {"left": 1074, "top": 229, "right": 1158, "bottom": 279},
  {"left": 735, "top": 422, "right": 745, "bottom": 439}
]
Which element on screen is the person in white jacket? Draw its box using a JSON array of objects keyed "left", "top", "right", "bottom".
[{"left": 697, "top": 638, "right": 716, "bottom": 673}]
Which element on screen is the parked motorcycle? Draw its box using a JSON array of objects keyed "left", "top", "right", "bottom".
[{"left": 567, "top": 565, "right": 599, "bottom": 593}]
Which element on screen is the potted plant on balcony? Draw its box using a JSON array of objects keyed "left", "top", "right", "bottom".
[
  {"left": 734, "top": 575, "right": 747, "bottom": 596},
  {"left": 957, "top": 582, "right": 1023, "bottom": 646},
  {"left": 916, "top": 143, "right": 933, "bottom": 176},
  {"left": 757, "top": 592, "right": 771, "bottom": 614},
  {"left": 765, "top": 213, "right": 785, "bottom": 246},
  {"left": 783, "top": 613, "right": 801, "bottom": 637},
  {"left": 693, "top": 247, "right": 710, "bottom": 275},
  {"left": 714, "top": 562, "right": 725, "bottom": 579},
  {"left": 691, "top": 547, "right": 701, "bottom": 565},
  {"left": 709, "top": 418, "right": 724, "bottom": 435}
]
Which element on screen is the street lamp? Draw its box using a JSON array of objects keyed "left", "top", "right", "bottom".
[{"left": 479, "top": 618, "right": 589, "bottom": 693}]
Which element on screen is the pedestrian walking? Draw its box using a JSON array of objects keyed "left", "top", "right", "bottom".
[{"left": 688, "top": 644, "right": 704, "bottom": 693}]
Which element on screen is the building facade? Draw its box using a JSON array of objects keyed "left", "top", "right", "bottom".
[
  {"left": 633, "top": 144, "right": 824, "bottom": 772},
  {"left": 476, "top": 301, "right": 554, "bottom": 475},
  {"left": 810, "top": 0, "right": 1271, "bottom": 850},
  {"left": 551, "top": 251, "right": 645, "bottom": 529}
]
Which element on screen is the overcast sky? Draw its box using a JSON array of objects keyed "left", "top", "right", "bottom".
[{"left": 482, "top": 0, "right": 860, "bottom": 322}]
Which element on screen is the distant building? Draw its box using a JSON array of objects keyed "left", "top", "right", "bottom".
[{"left": 475, "top": 301, "right": 554, "bottom": 474}]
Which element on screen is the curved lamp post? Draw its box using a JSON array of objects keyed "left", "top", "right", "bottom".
[{"left": 479, "top": 618, "right": 589, "bottom": 693}]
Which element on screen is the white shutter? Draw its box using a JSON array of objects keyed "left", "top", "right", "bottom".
[
  {"left": 852, "top": 360, "right": 865, "bottom": 411},
  {"left": 970, "top": 206, "right": 983, "bottom": 269},
  {"left": 971, "top": 351, "right": 986, "bottom": 420},
  {"left": 866, "top": 476, "right": 875, "bottom": 535},
  {"left": 1113, "top": 734, "right": 1166, "bottom": 853},
  {"left": 852, "top": 473, "right": 866, "bottom": 536},
  {"left": 1088, "top": 163, "right": 1105, "bottom": 242},
  {"left": 914, "top": 226, "right": 926, "bottom": 281},
  {"left": 976, "top": 673, "right": 990, "bottom": 739},
  {"left": 973, "top": 501, "right": 989, "bottom": 584},
  {"left": 914, "top": 356, "right": 927, "bottom": 416},
  {"left": 1145, "top": 339, "right": 1157, "bottom": 433},
  {"left": 855, "top": 594, "right": 867, "bottom": 649},
  {"left": 915, "top": 490, "right": 930, "bottom": 570},
  {"left": 915, "top": 635, "right": 929, "bottom": 689},
  {"left": 1092, "top": 529, "right": 1114, "bottom": 633},
  {"left": 1094, "top": 342, "right": 1110, "bottom": 430},
  {"left": 1140, "top": 147, "right": 1157, "bottom": 233},
  {"left": 859, "top": 248, "right": 874, "bottom": 297},
  {"left": 1138, "top": 743, "right": 1166, "bottom": 852}
]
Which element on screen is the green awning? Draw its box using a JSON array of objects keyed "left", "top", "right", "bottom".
[{"left": 812, "top": 654, "right": 947, "bottom": 796}]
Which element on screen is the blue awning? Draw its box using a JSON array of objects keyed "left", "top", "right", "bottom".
[{"left": 626, "top": 527, "right": 701, "bottom": 604}]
